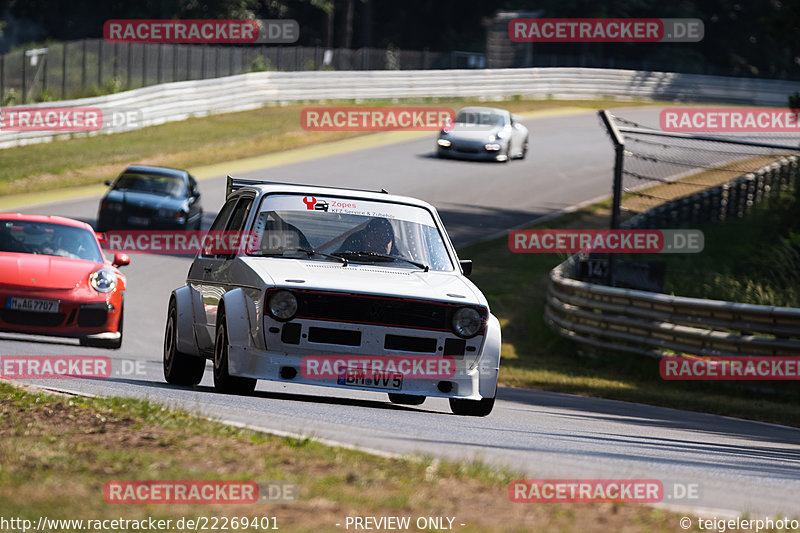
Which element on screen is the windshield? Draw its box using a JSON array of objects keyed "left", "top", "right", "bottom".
[
  {"left": 113, "top": 172, "right": 186, "bottom": 197},
  {"left": 249, "top": 195, "right": 454, "bottom": 271},
  {"left": 0, "top": 220, "right": 104, "bottom": 262},
  {"left": 455, "top": 110, "right": 505, "bottom": 127}
]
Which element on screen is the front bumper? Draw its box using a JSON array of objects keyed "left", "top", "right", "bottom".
[
  {"left": 98, "top": 210, "right": 188, "bottom": 230},
  {"left": 227, "top": 345, "right": 495, "bottom": 400},
  {"left": 0, "top": 286, "right": 122, "bottom": 338},
  {"left": 437, "top": 139, "right": 507, "bottom": 161}
]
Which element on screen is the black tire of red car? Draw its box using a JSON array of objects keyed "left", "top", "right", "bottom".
[
  {"left": 163, "top": 298, "right": 205, "bottom": 386},
  {"left": 79, "top": 305, "right": 123, "bottom": 349},
  {"left": 449, "top": 396, "right": 495, "bottom": 417},
  {"left": 213, "top": 310, "right": 257, "bottom": 395},
  {"left": 388, "top": 393, "right": 426, "bottom": 406}
]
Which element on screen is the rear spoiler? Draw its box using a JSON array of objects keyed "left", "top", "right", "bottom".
[
  {"left": 225, "top": 176, "right": 270, "bottom": 199},
  {"left": 226, "top": 175, "right": 390, "bottom": 199}
]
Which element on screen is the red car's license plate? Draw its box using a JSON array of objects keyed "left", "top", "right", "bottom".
[{"left": 6, "top": 297, "right": 60, "bottom": 313}]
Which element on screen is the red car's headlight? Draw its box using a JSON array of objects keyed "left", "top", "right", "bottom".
[{"left": 89, "top": 269, "right": 117, "bottom": 293}]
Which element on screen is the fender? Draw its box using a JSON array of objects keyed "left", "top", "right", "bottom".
[
  {"left": 172, "top": 286, "right": 201, "bottom": 356},
  {"left": 477, "top": 313, "right": 502, "bottom": 399},
  {"left": 219, "top": 288, "right": 257, "bottom": 350}
]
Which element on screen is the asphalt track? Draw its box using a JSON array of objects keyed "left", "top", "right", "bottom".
[{"left": 1, "top": 106, "right": 799, "bottom": 520}]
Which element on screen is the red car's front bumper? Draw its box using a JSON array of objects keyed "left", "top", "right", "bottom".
[{"left": 0, "top": 284, "right": 123, "bottom": 339}]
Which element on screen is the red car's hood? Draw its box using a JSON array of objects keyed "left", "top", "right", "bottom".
[{"left": 0, "top": 252, "right": 103, "bottom": 290}]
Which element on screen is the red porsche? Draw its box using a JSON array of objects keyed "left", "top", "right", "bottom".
[{"left": 0, "top": 213, "right": 129, "bottom": 349}]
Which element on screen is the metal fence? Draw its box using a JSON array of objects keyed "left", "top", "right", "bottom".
[
  {"left": 545, "top": 145, "right": 800, "bottom": 357},
  {"left": 3, "top": 68, "right": 800, "bottom": 150},
  {"left": 0, "top": 40, "right": 485, "bottom": 104}
]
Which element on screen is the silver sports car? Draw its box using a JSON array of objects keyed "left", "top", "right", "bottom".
[{"left": 436, "top": 107, "right": 529, "bottom": 162}]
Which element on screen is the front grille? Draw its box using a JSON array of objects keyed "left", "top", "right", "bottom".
[
  {"left": 308, "top": 327, "right": 361, "bottom": 346},
  {"left": 77, "top": 305, "right": 108, "bottom": 327},
  {"left": 123, "top": 204, "right": 154, "bottom": 218},
  {"left": 281, "top": 323, "right": 301, "bottom": 344},
  {"left": 1, "top": 309, "right": 65, "bottom": 327},
  {"left": 455, "top": 145, "right": 480, "bottom": 154},
  {"left": 290, "top": 290, "right": 480, "bottom": 332},
  {"left": 384, "top": 334, "right": 437, "bottom": 353}
]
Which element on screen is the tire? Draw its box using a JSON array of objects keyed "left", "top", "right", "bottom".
[
  {"left": 213, "top": 311, "right": 257, "bottom": 395},
  {"left": 520, "top": 139, "right": 528, "bottom": 160},
  {"left": 79, "top": 305, "right": 124, "bottom": 350},
  {"left": 449, "top": 396, "right": 495, "bottom": 417},
  {"left": 388, "top": 393, "right": 426, "bottom": 406},
  {"left": 163, "top": 298, "right": 206, "bottom": 386}
]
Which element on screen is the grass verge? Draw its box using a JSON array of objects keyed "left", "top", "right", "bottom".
[
  {"left": 459, "top": 203, "right": 800, "bottom": 429},
  {"left": 0, "top": 381, "right": 691, "bottom": 533},
  {"left": 0, "top": 97, "right": 649, "bottom": 197}
]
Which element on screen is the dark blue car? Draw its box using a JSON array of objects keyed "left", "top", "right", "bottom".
[{"left": 97, "top": 165, "right": 203, "bottom": 231}]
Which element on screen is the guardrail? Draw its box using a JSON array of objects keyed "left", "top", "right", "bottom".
[
  {"left": 545, "top": 157, "right": 800, "bottom": 358},
  {"left": 2, "top": 66, "right": 800, "bottom": 149}
]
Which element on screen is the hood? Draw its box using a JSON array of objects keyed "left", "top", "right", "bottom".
[
  {"left": 105, "top": 189, "right": 185, "bottom": 210},
  {"left": 443, "top": 125, "right": 504, "bottom": 142},
  {"left": 0, "top": 253, "right": 103, "bottom": 290},
  {"left": 240, "top": 257, "right": 486, "bottom": 307}
]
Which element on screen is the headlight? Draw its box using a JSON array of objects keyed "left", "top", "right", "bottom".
[
  {"left": 89, "top": 269, "right": 117, "bottom": 293},
  {"left": 437, "top": 139, "right": 451, "bottom": 147},
  {"left": 452, "top": 307, "right": 483, "bottom": 338},
  {"left": 496, "top": 130, "right": 509, "bottom": 140},
  {"left": 268, "top": 290, "right": 297, "bottom": 321}
]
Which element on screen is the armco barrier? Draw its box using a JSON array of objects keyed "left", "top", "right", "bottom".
[
  {"left": 2, "top": 67, "right": 800, "bottom": 149},
  {"left": 545, "top": 157, "right": 800, "bottom": 358}
]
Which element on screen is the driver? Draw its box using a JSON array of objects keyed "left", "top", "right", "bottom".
[
  {"left": 339, "top": 218, "right": 395, "bottom": 255},
  {"left": 55, "top": 231, "right": 83, "bottom": 258}
]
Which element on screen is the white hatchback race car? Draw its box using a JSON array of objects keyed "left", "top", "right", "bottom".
[{"left": 163, "top": 178, "right": 501, "bottom": 416}]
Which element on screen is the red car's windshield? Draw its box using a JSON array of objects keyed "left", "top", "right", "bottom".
[{"left": 0, "top": 220, "right": 104, "bottom": 263}]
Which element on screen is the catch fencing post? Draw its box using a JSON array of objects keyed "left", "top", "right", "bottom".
[{"left": 598, "top": 109, "right": 625, "bottom": 286}]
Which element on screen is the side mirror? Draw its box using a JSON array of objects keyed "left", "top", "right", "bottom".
[
  {"left": 112, "top": 253, "right": 130, "bottom": 267},
  {"left": 104, "top": 180, "right": 112, "bottom": 186},
  {"left": 459, "top": 259, "right": 472, "bottom": 277}
]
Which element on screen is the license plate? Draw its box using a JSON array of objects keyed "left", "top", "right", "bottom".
[
  {"left": 127, "top": 216, "right": 149, "bottom": 226},
  {"left": 338, "top": 370, "right": 403, "bottom": 390},
  {"left": 6, "top": 297, "right": 60, "bottom": 313}
]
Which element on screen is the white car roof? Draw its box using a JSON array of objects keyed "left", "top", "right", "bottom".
[
  {"left": 228, "top": 179, "right": 438, "bottom": 212},
  {"left": 456, "top": 106, "right": 510, "bottom": 116}
]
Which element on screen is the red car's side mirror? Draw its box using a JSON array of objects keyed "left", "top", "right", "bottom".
[{"left": 112, "top": 253, "right": 130, "bottom": 267}]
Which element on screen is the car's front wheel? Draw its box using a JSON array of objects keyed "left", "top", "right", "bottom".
[
  {"left": 388, "top": 393, "right": 426, "bottom": 406},
  {"left": 449, "top": 396, "right": 495, "bottom": 417},
  {"left": 163, "top": 298, "right": 206, "bottom": 386},
  {"left": 213, "top": 311, "right": 257, "bottom": 395},
  {"left": 520, "top": 139, "right": 529, "bottom": 159}
]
